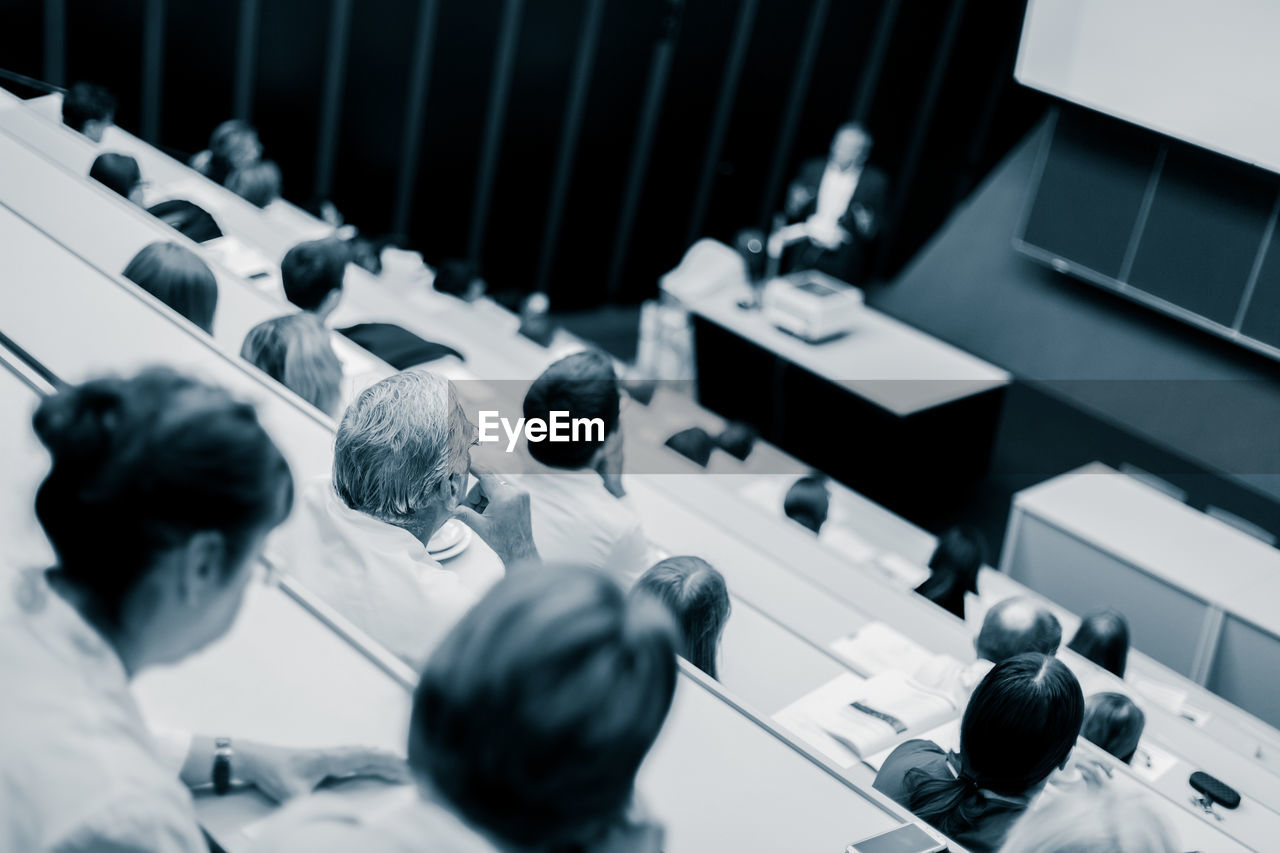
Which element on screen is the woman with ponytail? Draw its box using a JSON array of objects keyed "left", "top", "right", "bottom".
[
  {"left": 0, "top": 368, "right": 406, "bottom": 852},
  {"left": 874, "top": 654, "right": 1084, "bottom": 853}
]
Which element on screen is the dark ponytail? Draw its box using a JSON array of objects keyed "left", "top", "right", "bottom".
[
  {"left": 906, "top": 654, "right": 1083, "bottom": 834},
  {"left": 33, "top": 368, "right": 293, "bottom": 625}
]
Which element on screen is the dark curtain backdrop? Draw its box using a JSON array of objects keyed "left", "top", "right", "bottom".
[{"left": 1, "top": 0, "right": 1044, "bottom": 307}]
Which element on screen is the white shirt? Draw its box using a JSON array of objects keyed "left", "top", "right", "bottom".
[
  {"left": 0, "top": 568, "right": 207, "bottom": 852},
  {"left": 807, "top": 162, "right": 861, "bottom": 245},
  {"left": 512, "top": 470, "right": 653, "bottom": 586},
  {"left": 266, "top": 478, "right": 499, "bottom": 666},
  {"left": 251, "top": 787, "right": 496, "bottom": 853},
  {"left": 912, "top": 656, "right": 994, "bottom": 709}
]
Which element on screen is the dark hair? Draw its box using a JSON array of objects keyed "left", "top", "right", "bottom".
[
  {"left": 122, "top": 241, "right": 219, "bottom": 334},
  {"left": 62, "top": 82, "right": 115, "bottom": 133},
  {"left": 634, "top": 556, "right": 730, "bottom": 679},
  {"left": 226, "top": 160, "right": 281, "bottom": 208},
  {"left": 32, "top": 368, "right": 293, "bottom": 627},
  {"left": 1067, "top": 609, "right": 1130, "bottom": 678},
  {"left": 410, "top": 565, "right": 677, "bottom": 849},
  {"left": 1082, "top": 692, "right": 1145, "bottom": 764},
  {"left": 915, "top": 525, "right": 986, "bottom": 620},
  {"left": 205, "top": 119, "right": 260, "bottom": 185},
  {"left": 146, "top": 199, "right": 224, "bottom": 244},
  {"left": 975, "top": 597, "right": 1062, "bottom": 663},
  {"left": 434, "top": 258, "right": 480, "bottom": 298},
  {"left": 784, "top": 473, "right": 829, "bottom": 533},
  {"left": 523, "top": 350, "right": 620, "bottom": 469},
  {"left": 906, "top": 654, "right": 1083, "bottom": 835},
  {"left": 89, "top": 153, "right": 141, "bottom": 200},
  {"left": 281, "top": 239, "right": 347, "bottom": 312}
]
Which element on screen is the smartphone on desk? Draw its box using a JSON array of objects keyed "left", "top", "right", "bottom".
[{"left": 846, "top": 823, "right": 946, "bottom": 853}]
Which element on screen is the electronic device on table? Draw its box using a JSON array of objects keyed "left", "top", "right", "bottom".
[{"left": 761, "top": 270, "right": 864, "bottom": 343}]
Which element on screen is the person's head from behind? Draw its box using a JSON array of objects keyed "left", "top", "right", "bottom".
[
  {"left": 928, "top": 525, "right": 985, "bottom": 594},
  {"left": 33, "top": 368, "right": 293, "bottom": 667},
  {"left": 830, "top": 122, "right": 872, "bottom": 171},
  {"left": 147, "top": 199, "right": 224, "bottom": 244},
  {"left": 523, "top": 350, "right": 621, "bottom": 471},
  {"left": 974, "top": 596, "right": 1061, "bottom": 664},
  {"left": 122, "top": 241, "right": 218, "bottom": 334},
  {"left": 1067, "top": 609, "right": 1130, "bottom": 678},
  {"left": 226, "top": 160, "right": 282, "bottom": 208},
  {"left": 62, "top": 82, "right": 116, "bottom": 142},
  {"left": 89, "top": 153, "right": 143, "bottom": 205},
  {"left": 634, "top": 556, "right": 730, "bottom": 679},
  {"left": 434, "top": 258, "right": 487, "bottom": 302},
  {"left": 999, "top": 790, "right": 1177, "bottom": 853},
  {"left": 333, "top": 371, "right": 474, "bottom": 544},
  {"left": 907, "top": 654, "right": 1083, "bottom": 832},
  {"left": 784, "top": 473, "right": 829, "bottom": 533},
  {"left": 410, "top": 564, "right": 678, "bottom": 849},
  {"left": 281, "top": 238, "right": 347, "bottom": 319},
  {"left": 207, "top": 119, "right": 262, "bottom": 182},
  {"left": 240, "top": 313, "right": 343, "bottom": 418},
  {"left": 1081, "top": 692, "right": 1145, "bottom": 764}
]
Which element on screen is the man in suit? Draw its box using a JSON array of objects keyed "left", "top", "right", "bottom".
[{"left": 781, "top": 122, "right": 888, "bottom": 284}]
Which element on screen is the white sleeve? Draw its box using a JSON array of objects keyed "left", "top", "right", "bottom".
[
  {"left": 52, "top": 793, "right": 207, "bottom": 853},
  {"left": 149, "top": 729, "right": 193, "bottom": 777}
]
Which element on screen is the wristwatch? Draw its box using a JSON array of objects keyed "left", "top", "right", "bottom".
[{"left": 212, "top": 737, "right": 234, "bottom": 795}]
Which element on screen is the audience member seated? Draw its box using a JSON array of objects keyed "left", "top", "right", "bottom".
[
  {"left": 0, "top": 369, "right": 406, "bottom": 852},
  {"left": 914, "top": 597, "right": 1062, "bottom": 706},
  {"left": 914, "top": 525, "right": 987, "bottom": 620},
  {"left": 514, "top": 350, "right": 651, "bottom": 584},
  {"left": 267, "top": 371, "right": 536, "bottom": 665},
  {"left": 147, "top": 198, "right": 224, "bottom": 243},
  {"left": 433, "top": 258, "right": 488, "bottom": 302},
  {"left": 61, "top": 81, "right": 115, "bottom": 143},
  {"left": 190, "top": 119, "right": 263, "bottom": 186},
  {"left": 241, "top": 313, "right": 344, "bottom": 418},
  {"left": 255, "top": 565, "right": 676, "bottom": 853},
  {"left": 1066, "top": 609, "right": 1130, "bottom": 678},
  {"left": 999, "top": 790, "right": 1177, "bottom": 853},
  {"left": 714, "top": 421, "right": 756, "bottom": 460},
  {"left": 780, "top": 122, "right": 888, "bottom": 284},
  {"left": 784, "top": 473, "right": 830, "bottom": 534},
  {"left": 122, "top": 241, "right": 219, "bottom": 334},
  {"left": 664, "top": 426, "right": 715, "bottom": 467},
  {"left": 874, "top": 654, "right": 1084, "bottom": 853},
  {"left": 89, "top": 152, "right": 143, "bottom": 204},
  {"left": 282, "top": 238, "right": 461, "bottom": 369},
  {"left": 1081, "top": 692, "right": 1145, "bottom": 765},
  {"left": 634, "top": 556, "right": 730, "bottom": 679},
  {"left": 226, "top": 159, "right": 283, "bottom": 208}
]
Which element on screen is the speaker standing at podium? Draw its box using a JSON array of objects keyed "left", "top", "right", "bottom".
[{"left": 782, "top": 122, "right": 888, "bottom": 285}]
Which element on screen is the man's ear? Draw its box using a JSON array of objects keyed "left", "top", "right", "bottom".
[{"left": 176, "top": 531, "right": 227, "bottom": 606}]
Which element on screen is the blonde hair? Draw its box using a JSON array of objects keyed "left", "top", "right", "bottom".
[
  {"left": 240, "top": 313, "right": 343, "bottom": 417},
  {"left": 1000, "top": 791, "right": 1177, "bottom": 853}
]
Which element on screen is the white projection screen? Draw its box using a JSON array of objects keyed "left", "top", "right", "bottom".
[{"left": 1015, "top": 0, "right": 1280, "bottom": 174}]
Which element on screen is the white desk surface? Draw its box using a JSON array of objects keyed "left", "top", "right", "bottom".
[
  {"left": 664, "top": 249, "right": 1010, "bottom": 416},
  {"left": 1013, "top": 462, "right": 1280, "bottom": 638}
]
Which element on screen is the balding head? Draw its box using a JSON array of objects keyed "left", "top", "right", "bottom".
[{"left": 975, "top": 597, "right": 1062, "bottom": 663}]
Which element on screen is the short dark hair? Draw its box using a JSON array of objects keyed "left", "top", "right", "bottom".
[
  {"left": 434, "top": 258, "right": 480, "bottom": 298},
  {"left": 33, "top": 368, "right": 293, "bottom": 627},
  {"left": 147, "top": 199, "right": 224, "bottom": 244},
  {"left": 784, "top": 473, "right": 829, "bottom": 533},
  {"left": 410, "top": 565, "right": 678, "bottom": 848},
  {"left": 634, "top": 556, "right": 730, "bottom": 679},
  {"left": 906, "top": 654, "right": 1083, "bottom": 833},
  {"left": 226, "top": 160, "right": 281, "bottom": 208},
  {"left": 915, "top": 525, "right": 987, "bottom": 619},
  {"left": 523, "top": 350, "right": 620, "bottom": 469},
  {"left": 89, "top": 153, "right": 141, "bottom": 199},
  {"left": 122, "top": 241, "right": 219, "bottom": 334},
  {"left": 1067, "top": 609, "right": 1130, "bottom": 678},
  {"left": 975, "top": 597, "right": 1062, "bottom": 663},
  {"left": 281, "top": 239, "right": 346, "bottom": 311},
  {"left": 62, "top": 82, "right": 116, "bottom": 132},
  {"left": 1082, "top": 692, "right": 1145, "bottom": 764}
]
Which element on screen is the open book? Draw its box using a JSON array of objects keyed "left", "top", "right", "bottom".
[
  {"left": 830, "top": 621, "right": 943, "bottom": 676},
  {"left": 775, "top": 670, "right": 960, "bottom": 764}
]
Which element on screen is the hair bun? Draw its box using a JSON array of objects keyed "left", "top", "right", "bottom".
[{"left": 33, "top": 380, "right": 126, "bottom": 468}]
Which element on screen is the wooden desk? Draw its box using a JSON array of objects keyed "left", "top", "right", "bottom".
[
  {"left": 1002, "top": 462, "right": 1280, "bottom": 726},
  {"left": 662, "top": 244, "right": 1010, "bottom": 511}
]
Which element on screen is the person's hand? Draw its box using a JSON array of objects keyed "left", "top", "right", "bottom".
[
  {"left": 452, "top": 466, "right": 541, "bottom": 567},
  {"left": 1076, "top": 757, "right": 1114, "bottom": 789},
  {"left": 804, "top": 217, "right": 848, "bottom": 251},
  {"left": 785, "top": 184, "right": 813, "bottom": 219},
  {"left": 851, "top": 203, "right": 876, "bottom": 238},
  {"left": 237, "top": 742, "right": 409, "bottom": 803}
]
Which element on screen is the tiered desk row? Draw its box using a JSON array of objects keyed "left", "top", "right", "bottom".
[{"left": 1, "top": 87, "right": 1276, "bottom": 851}]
